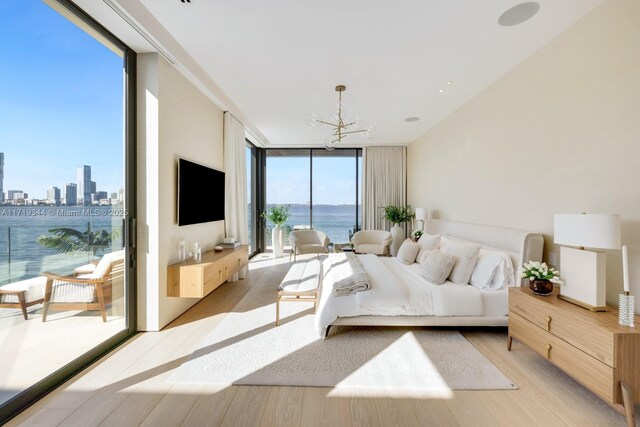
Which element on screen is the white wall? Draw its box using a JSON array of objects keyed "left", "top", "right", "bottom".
[
  {"left": 407, "top": 0, "right": 640, "bottom": 308},
  {"left": 137, "top": 53, "right": 225, "bottom": 331}
]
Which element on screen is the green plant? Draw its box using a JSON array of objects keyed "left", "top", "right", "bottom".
[
  {"left": 37, "top": 225, "right": 120, "bottom": 256},
  {"left": 262, "top": 205, "right": 290, "bottom": 226},
  {"left": 413, "top": 230, "right": 423, "bottom": 240},
  {"left": 381, "top": 205, "right": 414, "bottom": 224},
  {"left": 519, "top": 261, "right": 564, "bottom": 284}
]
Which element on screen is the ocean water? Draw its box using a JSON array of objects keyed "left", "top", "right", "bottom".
[
  {"left": 263, "top": 204, "right": 361, "bottom": 245},
  {"left": 0, "top": 206, "right": 124, "bottom": 285}
]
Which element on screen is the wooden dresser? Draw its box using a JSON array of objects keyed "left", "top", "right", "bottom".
[
  {"left": 167, "top": 245, "right": 249, "bottom": 298},
  {"left": 508, "top": 287, "right": 640, "bottom": 427}
]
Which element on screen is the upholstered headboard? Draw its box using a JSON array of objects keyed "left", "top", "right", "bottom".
[{"left": 425, "top": 219, "right": 544, "bottom": 285}]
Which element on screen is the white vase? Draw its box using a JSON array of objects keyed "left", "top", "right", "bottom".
[
  {"left": 390, "top": 223, "right": 404, "bottom": 257},
  {"left": 272, "top": 225, "right": 283, "bottom": 258}
]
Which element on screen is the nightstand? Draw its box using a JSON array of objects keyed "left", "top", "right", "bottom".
[{"left": 508, "top": 287, "right": 640, "bottom": 427}]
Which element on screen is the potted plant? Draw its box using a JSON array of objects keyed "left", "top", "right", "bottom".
[
  {"left": 519, "top": 261, "right": 563, "bottom": 296},
  {"left": 262, "top": 205, "right": 290, "bottom": 258},
  {"left": 412, "top": 230, "right": 423, "bottom": 241},
  {"left": 381, "top": 205, "right": 414, "bottom": 256}
]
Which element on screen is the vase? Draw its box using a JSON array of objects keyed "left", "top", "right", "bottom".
[
  {"left": 530, "top": 279, "right": 553, "bottom": 296},
  {"left": 390, "top": 223, "right": 404, "bottom": 257},
  {"left": 272, "top": 225, "right": 283, "bottom": 258}
]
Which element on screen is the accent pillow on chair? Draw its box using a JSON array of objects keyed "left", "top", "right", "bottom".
[
  {"left": 439, "top": 240, "right": 481, "bottom": 285},
  {"left": 420, "top": 250, "right": 456, "bottom": 285},
  {"left": 396, "top": 239, "right": 421, "bottom": 265}
]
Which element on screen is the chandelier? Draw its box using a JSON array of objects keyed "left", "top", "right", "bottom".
[{"left": 307, "top": 85, "right": 376, "bottom": 150}]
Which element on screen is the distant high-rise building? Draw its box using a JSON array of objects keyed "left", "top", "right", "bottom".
[
  {"left": 7, "top": 190, "right": 24, "bottom": 200},
  {"left": 47, "top": 187, "right": 61, "bottom": 205},
  {"left": 0, "top": 152, "right": 4, "bottom": 203},
  {"left": 77, "top": 165, "right": 91, "bottom": 205},
  {"left": 64, "top": 183, "right": 77, "bottom": 206},
  {"left": 90, "top": 181, "right": 96, "bottom": 194}
]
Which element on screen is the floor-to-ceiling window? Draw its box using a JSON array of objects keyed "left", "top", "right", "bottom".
[
  {"left": 246, "top": 142, "right": 258, "bottom": 257},
  {"left": 264, "top": 150, "right": 311, "bottom": 249},
  {"left": 263, "top": 148, "right": 361, "bottom": 249},
  {"left": 0, "top": 0, "right": 135, "bottom": 420}
]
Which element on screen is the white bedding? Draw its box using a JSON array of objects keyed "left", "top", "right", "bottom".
[{"left": 314, "top": 254, "right": 507, "bottom": 336}]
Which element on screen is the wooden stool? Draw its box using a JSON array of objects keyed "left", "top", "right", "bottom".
[{"left": 276, "top": 259, "right": 321, "bottom": 326}]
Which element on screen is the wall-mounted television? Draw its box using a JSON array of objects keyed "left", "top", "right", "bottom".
[{"left": 178, "top": 158, "right": 225, "bottom": 226}]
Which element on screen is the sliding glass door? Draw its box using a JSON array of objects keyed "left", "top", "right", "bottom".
[
  {"left": 246, "top": 142, "right": 258, "bottom": 257},
  {"left": 0, "top": 0, "right": 135, "bottom": 420},
  {"left": 262, "top": 149, "right": 361, "bottom": 250}
]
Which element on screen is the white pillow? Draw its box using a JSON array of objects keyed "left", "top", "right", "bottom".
[
  {"left": 420, "top": 250, "right": 456, "bottom": 285},
  {"left": 469, "top": 249, "right": 516, "bottom": 290},
  {"left": 440, "top": 240, "right": 481, "bottom": 285},
  {"left": 416, "top": 233, "right": 441, "bottom": 264},
  {"left": 417, "top": 233, "right": 440, "bottom": 249},
  {"left": 396, "top": 239, "right": 421, "bottom": 265}
]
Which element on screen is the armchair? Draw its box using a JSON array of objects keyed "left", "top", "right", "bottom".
[
  {"left": 41, "top": 250, "right": 125, "bottom": 322},
  {"left": 351, "top": 230, "right": 393, "bottom": 255},
  {"left": 289, "top": 230, "right": 329, "bottom": 261}
]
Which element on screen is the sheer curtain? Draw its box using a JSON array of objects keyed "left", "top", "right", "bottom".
[
  {"left": 362, "top": 146, "right": 407, "bottom": 231},
  {"left": 224, "top": 112, "right": 248, "bottom": 281}
]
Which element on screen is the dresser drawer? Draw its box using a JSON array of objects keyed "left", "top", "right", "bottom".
[
  {"left": 510, "top": 290, "right": 614, "bottom": 366},
  {"left": 510, "top": 312, "right": 614, "bottom": 402}
]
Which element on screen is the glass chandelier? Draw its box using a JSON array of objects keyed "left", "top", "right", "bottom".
[{"left": 307, "top": 85, "right": 376, "bottom": 150}]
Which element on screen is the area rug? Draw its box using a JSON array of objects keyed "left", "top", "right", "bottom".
[{"left": 169, "top": 282, "right": 517, "bottom": 396}]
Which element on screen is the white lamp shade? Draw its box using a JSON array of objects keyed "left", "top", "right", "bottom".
[
  {"left": 553, "top": 214, "right": 621, "bottom": 249},
  {"left": 414, "top": 208, "right": 427, "bottom": 221}
]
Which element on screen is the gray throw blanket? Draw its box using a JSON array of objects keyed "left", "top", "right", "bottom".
[{"left": 330, "top": 253, "right": 371, "bottom": 297}]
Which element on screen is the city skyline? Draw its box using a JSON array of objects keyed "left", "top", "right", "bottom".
[{"left": 0, "top": 1, "right": 124, "bottom": 201}]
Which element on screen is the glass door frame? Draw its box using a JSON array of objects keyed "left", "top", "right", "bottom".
[
  {"left": 246, "top": 140, "right": 260, "bottom": 258},
  {"left": 0, "top": 0, "right": 137, "bottom": 422},
  {"left": 259, "top": 147, "right": 362, "bottom": 251}
]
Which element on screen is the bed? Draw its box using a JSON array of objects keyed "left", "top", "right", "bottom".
[{"left": 314, "top": 219, "right": 544, "bottom": 337}]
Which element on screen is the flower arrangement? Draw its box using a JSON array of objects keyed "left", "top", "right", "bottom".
[
  {"left": 261, "top": 205, "right": 290, "bottom": 226},
  {"left": 413, "top": 230, "right": 423, "bottom": 240},
  {"left": 381, "top": 205, "right": 414, "bottom": 225},
  {"left": 519, "top": 261, "right": 564, "bottom": 284}
]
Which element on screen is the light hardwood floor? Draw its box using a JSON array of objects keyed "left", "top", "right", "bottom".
[{"left": 7, "top": 253, "right": 636, "bottom": 426}]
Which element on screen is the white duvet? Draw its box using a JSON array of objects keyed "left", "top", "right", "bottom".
[{"left": 314, "top": 254, "right": 505, "bottom": 337}]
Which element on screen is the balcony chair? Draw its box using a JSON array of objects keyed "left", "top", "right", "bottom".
[
  {"left": 351, "top": 230, "right": 393, "bottom": 256},
  {"left": 41, "top": 249, "right": 125, "bottom": 322},
  {"left": 289, "top": 230, "right": 329, "bottom": 262},
  {"left": 0, "top": 276, "right": 46, "bottom": 320}
]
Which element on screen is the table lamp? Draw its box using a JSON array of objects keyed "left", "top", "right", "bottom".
[
  {"left": 414, "top": 208, "right": 427, "bottom": 232},
  {"left": 553, "top": 213, "right": 621, "bottom": 311}
]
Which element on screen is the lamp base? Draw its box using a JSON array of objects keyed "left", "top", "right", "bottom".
[{"left": 557, "top": 294, "right": 607, "bottom": 312}]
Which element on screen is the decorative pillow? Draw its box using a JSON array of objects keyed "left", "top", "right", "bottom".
[
  {"left": 470, "top": 249, "right": 516, "bottom": 290},
  {"left": 416, "top": 233, "right": 441, "bottom": 264},
  {"left": 440, "top": 240, "right": 481, "bottom": 285},
  {"left": 489, "top": 253, "right": 515, "bottom": 289},
  {"left": 417, "top": 233, "right": 440, "bottom": 250},
  {"left": 420, "top": 250, "right": 456, "bottom": 285},
  {"left": 416, "top": 248, "right": 434, "bottom": 265},
  {"left": 469, "top": 249, "right": 499, "bottom": 288},
  {"left": 396, "top": 239, "right": 421, "bottom": 265}
]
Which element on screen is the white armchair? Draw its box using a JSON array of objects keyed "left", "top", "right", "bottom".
[
  {"left": 351, "top": 230, "right": 393, "bottom": 256},
  {"left": 289, "top": 230, "right": 329, "bottom": 261}
]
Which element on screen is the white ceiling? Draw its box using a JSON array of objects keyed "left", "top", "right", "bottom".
[{"left": 78, "top": 0, "right": 604, "bottom": 147}]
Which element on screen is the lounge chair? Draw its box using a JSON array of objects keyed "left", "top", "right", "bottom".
[{"left": 41, "top": 250, "right": 125, "bottom": 322}]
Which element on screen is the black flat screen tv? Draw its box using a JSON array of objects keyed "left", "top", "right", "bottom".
[{"left": 178, "top": 158, "right": 225, "bottom": 226}]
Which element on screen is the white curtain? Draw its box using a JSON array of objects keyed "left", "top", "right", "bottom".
[
  {"left": 362, "top": 146, "right": 407, "bottom": 232},
  {"left": 224, "top": 112, "right": 248, "bottom": 281}
]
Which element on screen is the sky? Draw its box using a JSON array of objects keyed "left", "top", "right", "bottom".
[
  {"left": 0, "top": 0, "right": 124, "bottom": 199},
  {"left": 266, "top": 154, "right": 361, "bottom": 205}
]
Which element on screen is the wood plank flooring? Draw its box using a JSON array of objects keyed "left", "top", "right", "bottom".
[{"left": 7, "top": 253, "right": 636, "bottom": 426}]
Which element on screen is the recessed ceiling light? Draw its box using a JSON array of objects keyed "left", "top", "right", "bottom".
[
  {"left": 498, "top": 2, "right": 540, "bottom": 27},
  {"left": 404, "top": 117, "right": 420, "bottom": 123},
  {"left": 447, "top": 81, "right": 453, "bottom": 86},
  {"left": 438, "top": 89, "right": 444, "bottom": 93}
]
